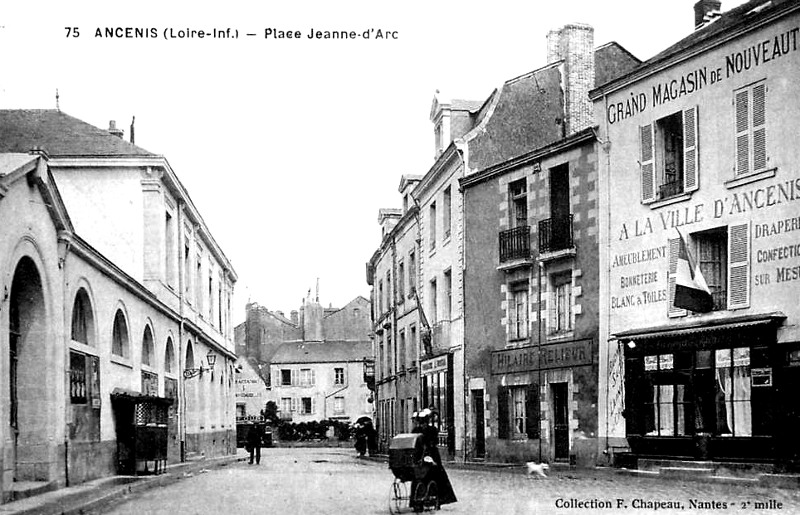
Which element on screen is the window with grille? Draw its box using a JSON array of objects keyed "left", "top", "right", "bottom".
[
  {"left": 299, "top": 368, "right": 315, "bottom": 387},
  {"left": 334, "top": 367, "right": 345, "bottom": 385}
]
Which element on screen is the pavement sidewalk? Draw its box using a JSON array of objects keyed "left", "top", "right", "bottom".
[{"left": 0, "top": 450, "right": 249, "bottom": 515}]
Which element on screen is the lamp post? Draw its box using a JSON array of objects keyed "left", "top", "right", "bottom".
[{"left": 184, "top": 350, "right": 216, "bottom": 379}]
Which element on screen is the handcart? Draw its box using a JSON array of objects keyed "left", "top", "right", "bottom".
[{"left": 388, "top": 433, "right": 440, "bottom": 513}]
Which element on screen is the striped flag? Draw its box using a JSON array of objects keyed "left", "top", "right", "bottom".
[{"left": 673, "top": 229, "right": 713, "bottom": 312}]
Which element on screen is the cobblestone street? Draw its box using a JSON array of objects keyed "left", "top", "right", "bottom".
[{"left": 103, "top": 448, "right": 800, "bottom": 515}]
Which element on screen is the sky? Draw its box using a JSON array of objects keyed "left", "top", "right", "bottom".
[{"left": 0, "top": 0, "right": 747, "bottom": 325}]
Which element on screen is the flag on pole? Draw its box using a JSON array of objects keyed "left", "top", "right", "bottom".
[{"left": 673, "top": 229, "right": 713, "bottom": 312}]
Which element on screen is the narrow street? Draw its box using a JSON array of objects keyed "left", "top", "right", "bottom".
[{"left": 103, "top": 448, "right": 800, "bottom": 515}]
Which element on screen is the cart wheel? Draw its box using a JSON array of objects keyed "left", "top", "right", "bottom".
[
  {"left": 426, "top": 481, "right": 440, "bottom": 511},
  {"left": 389, "top": 479, "right": 406, "bottom": 514},
  {"left": 412, "top": 482, "right": 427, "bottom": 513}
]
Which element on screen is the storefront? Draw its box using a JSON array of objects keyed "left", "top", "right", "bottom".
[
  {"left": 420, "top": 353, "right": 454, "bottom": 454},
  {"left": 618, "top": 314, "right": 799, "bottom": 464},
  {"left": 488, "top": 338, "right": 596, "bottom": 464}
]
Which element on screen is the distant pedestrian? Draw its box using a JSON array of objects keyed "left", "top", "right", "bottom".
[{"left": 246, "top": 424, "right": 263, "bottom": 465}]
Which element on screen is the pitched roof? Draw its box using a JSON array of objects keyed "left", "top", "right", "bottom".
[
  {"left": 0, "top": 110, "right": 155, "bottom": 157},
  {"left": 271, "top": 341, "right": 372, "bottom": 364},
  {"left": 592, "top": 0, "right": 797, "bottom": 95}
]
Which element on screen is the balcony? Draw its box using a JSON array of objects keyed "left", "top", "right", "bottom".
[
  {"left": 711, "top": 289, "right": 727, "bottom": 311},
  {"left": 499, "top": 226, "right": 531, "bottom": 263},
  {"left": 658, "top": 179, "right": 684, "bottom": 200},
  {"left": 538, "top": 215, "right": 574, "bottom": 254}
]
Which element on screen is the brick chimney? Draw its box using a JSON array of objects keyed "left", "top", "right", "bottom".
[
  {"left": 107, "top": 120, "right": 124, "bottom": 138},
  {"left": 694, "top": 0, "right": 722, "bottom": 29},
  {"left": 546, "top": 24, "right": 595, "bottom": 136}
]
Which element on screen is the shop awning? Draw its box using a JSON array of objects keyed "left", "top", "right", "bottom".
[
  {"left": 110, "top": 387, "right": 173, "bottom": 405},
  {"left": 612, "top": 312, "right": 786, "bottom": 342}
]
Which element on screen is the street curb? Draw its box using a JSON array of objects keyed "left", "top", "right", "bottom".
[{"left": 6, "top": 455, "right": 247, "bottom": 515}]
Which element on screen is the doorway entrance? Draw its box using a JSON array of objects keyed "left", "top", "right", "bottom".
[
  {"left": 472, "top": 390, "right": 485, "bottom": 458},
  {"left": 9, "top": 257, "right": 48, "bottom": 482},
  {"left": 551, "top": 383, "right": 569, "bottom": 461}
]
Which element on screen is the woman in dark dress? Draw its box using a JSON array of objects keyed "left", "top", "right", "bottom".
[{"left": 411, "top": 409, "right": 457, "bottom": 509}]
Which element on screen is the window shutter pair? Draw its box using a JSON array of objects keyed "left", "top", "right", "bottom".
[
  {"left": 525, "top": 383, "right": 540, "bottom": 439},
  {"left": 497, "top": 386, "right": 509, "bottom": 439},
  {"left": 640, "top": 106, "right": 699, "bottom": 203},
  {"left": 735, "top": 83, "right": 767, "bottom": 176}
]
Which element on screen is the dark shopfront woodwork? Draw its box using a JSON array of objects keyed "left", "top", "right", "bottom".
[{"left": 623, "top": 323, "right": 800, "bottom": 464}]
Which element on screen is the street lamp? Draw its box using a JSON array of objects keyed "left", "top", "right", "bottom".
[{"left": 184, "top": 350, "right": 217, "bottom": 379}]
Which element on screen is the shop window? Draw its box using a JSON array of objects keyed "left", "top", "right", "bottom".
[
  {"left": 715, "top": 348, "right": 752, "bottom": 436},
  {"left": 508, "top": 281, "right": 529, "bottom": 341},
  {"left": 70, "top": 350, "right": 100, "bottom": 407},
  {"left": 236, "top": 404, "right": 246, "bottom": 419},
  {"left": 512, "top": 387, "right": 526, "bottom": 436},
  {"left": 643, "top": 353, "right": 690, "bottom": 436},
  {"left": 788, "top": 349, "right": 800, "bottom": 367},
  {"left": 640, "top": 106, "right": 698, "bottom": 203},
  {"left": 734, "top": 81, "right": 767, "bottom": 177}
]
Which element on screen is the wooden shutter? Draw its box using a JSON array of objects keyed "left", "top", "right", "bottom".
[
  {"left": 667, "top": 236, "right": 687, "bottom": 318},
  {"left": 291, "top": 369, "right": 299, "bottom": 386},
  {"left": 728, "top": 222, "right": 751, "bottom": 309},
  {"left": 310, "top": 369, "right": 316, "bottom": 386},
  {"left": 752, "top": 83, "right": 767, "bottom": 171},
  {"left": 311, "top": 396, "right": 317, "bottom": 415},
  {"left": 735, "top": 89, "right": 750, "bottom": 176},
  {"left": 497, "top": 386, "right": 509, "bottom": 439},
  {"left": 683, "top": 106, "right": 699, "bottom": 192},
  {"left": 525, "top": 383, "right": 540, "bottom": 439},
  {"left": 291, "top": 398, "right": 298, "bottom": 412},
  {"left": 640, "top": 123, "right": 656, "bottom": 203}
]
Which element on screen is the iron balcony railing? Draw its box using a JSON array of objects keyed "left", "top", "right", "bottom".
[
  {"left": 658, "top": 179, "right": 684, "bottom": 200},
  {"left": 499, "top": 225, "right": 531, "bottom": 263},
  {"left": 538, "top": 214, "right": 574, "bottom": 253}
]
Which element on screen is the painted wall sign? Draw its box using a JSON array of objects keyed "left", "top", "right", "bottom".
[
  {"left": 606, "top": 26, "right": 799, "bottom": 124},
  {"left": 617, "top": 177, "right": 800, "bottom": 241},
  {"left": 421, "top": 355, "right": 448, "bottom": 374},
  {"left": 491, "top": 339, "right": 593, "bottom": 375}
]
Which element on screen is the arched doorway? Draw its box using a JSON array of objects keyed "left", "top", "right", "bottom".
[{"left": 9, "top": 256, "right": 48, "bottom": 482}]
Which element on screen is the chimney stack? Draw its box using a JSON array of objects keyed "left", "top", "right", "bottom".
[
  {"left": 546, "top": 24, "right": 595, "bottom": 136},
  {"left": 108, "top": 120, "right": 124, "bottom": 138},
  {"left": 694, "top": 0, "right": 722, "bottom": 29}
]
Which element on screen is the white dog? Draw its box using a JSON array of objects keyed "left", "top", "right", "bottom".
[{"left": 525, "top": 462, "right": 549, "bottom": 478}]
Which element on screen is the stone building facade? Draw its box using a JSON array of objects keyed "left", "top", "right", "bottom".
[
  {"left": 0, "top": 110, "right": 236, "bottom": 500},
  {"left": 594, "top": 0, "right": 800, "bottom": 468},
  {"left": 460, "top": 26, "right": 639, "bottom": 466}
]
